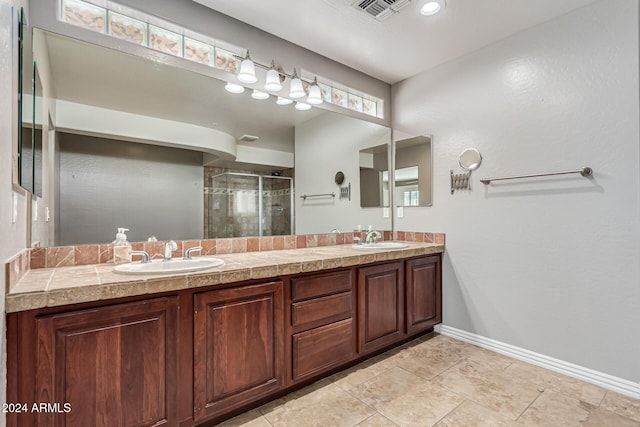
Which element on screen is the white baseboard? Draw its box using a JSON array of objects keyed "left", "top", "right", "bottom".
[{"left": 435, "top": 324, "right": 640, "bottom": 399}]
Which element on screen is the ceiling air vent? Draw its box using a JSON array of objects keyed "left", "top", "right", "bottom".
[
  {"left": 355, "top": 0, "right": 411, "bottom": 21},
  {"left": 238, "top": 134, "right": 259, "bottom": 142}
]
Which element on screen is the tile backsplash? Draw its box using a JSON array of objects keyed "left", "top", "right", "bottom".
[{"left": 5, "top": 231, "right": 445, "bottom": 290}]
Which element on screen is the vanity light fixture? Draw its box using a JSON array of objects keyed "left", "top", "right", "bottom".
[
  {"left": 60, "top": 0, "right": 384, "bottom": 118},
  {"left": 251, "top": 90, "right": 270, "bottom": 100},
  {"left": 420, "top": 0, "right": 445, "bottom": 16},
  {"left": 276, "top": 96, "right": 293, "bottom": 105},
  {"left": 230, "top": 51, "right": 379, "bottom": 115},
  {"left": 289, "top": 68, "right": 306, "bottom": 99},
  {"left": 306, "top": 77, "right": 323, "bottom": 105},
  {"left": 237, "top": 51, "right": 258, "bottom": 84},
  {"left": 295, "top": 102, "right": 312, "bottom": 111},
  {"left": 264, "top": 60, "right": 284, "bottom": 92},
  {"left": 225, "top": 82, "right": 245, "bottom": 93}
]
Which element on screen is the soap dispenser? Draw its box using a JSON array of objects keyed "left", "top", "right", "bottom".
[{"left": 113, "top": 228, "right": 131, "bottom": 264}]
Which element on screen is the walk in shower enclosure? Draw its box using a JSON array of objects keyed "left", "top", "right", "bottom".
[{"left": 207, "top": 172, "right": 294, "bottom": 238}]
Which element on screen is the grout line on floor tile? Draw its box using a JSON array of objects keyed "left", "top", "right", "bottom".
[
  {"left": 264, "top": 414, "right": 275, "bottom": 427},
  {"left": 598, "top": 390, "right": 608, "bottom": 407},
  {"left": 431, "top": 358, "right": 465, "bottom": 381},
  {"left": 351, "top": 412, "right": 397, "bottom": 427},
  {"left": 514, "top": 389, "right": 544, "bottom": 422},
  {"left": 433, "top": 398, "right": 467, "bottom": 426},
  {"left": 502, "top": 360, "right": 514, "bottom": 371}
]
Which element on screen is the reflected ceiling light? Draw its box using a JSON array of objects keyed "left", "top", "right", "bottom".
[
  {"left": 225, "top": 82, "right": 245, "bottom": 93},
  {"left": 237, "top": 51, "right": 258, "bottom": 84},
  {"left": 307, "top": 77, "right": 323, "bottom": 105},
  {"left": 289, "top": 68, "right": 306, "bottom": 99},
  {"left": 276, "top": 96, "right": 293, "bottom": 105},
  {"left": 264, "top": 60, "right": 284, "bottom": 92},
  {"left": 251, "top": 90, "right": 269, "bottom": 100},
  {"left": 295, "top": 102, "right": 312, "bottom": 111},
  {"left": 420, "top": 0, "right": 445, "bottom": 15}
]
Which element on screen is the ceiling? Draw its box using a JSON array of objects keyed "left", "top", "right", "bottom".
[{"left": 193, "top": 0, "right": 599, "bottom": 84}]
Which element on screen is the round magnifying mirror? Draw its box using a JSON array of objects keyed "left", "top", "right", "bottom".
[
  {"left": 459, "top": 148, "right": 482, "bottom": 171},
  {"left": 335, "top": 171, "right": 345, "bottom": 185}
]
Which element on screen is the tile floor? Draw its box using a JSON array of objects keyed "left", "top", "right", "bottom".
[{"left": 219, "top": 333, "right": 640, "bottom": 427}]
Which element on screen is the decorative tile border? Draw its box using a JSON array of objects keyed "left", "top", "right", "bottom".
[
  {"left": 4, "top": 230, "right": 445, "bottom": 290},
  {"left": 205, "top": 188, "right": 292, "bottom": 196}
]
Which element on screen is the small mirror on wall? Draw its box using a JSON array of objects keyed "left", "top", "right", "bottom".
[
  {"left": 359, "top": 144, "right": 390, "bottom": 208},
  {"left": 459, "top": 148, "right": 482, "bottom": 171},
  {"left": 394, "top": 135, "right": 432, "bottom": 207}
]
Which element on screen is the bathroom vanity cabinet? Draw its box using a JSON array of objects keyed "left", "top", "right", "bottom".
[
  {"left": 288, "top": 269, "right": 355, "bottom": 383},
  {"left": 358, "top": 261, "right": 405, "bottom": 354},
  {"left": 357, "top": 254, "right": 441, "bottom": 355},
  {"left": 405, "top": 255, "right": 442, "bottom": 335},
  {"left": 7, "top": 252, "right": 441, "bottom": 427},
  {"left": 193, "top": 281, "right": 284, "bottom": 422},
  {"left": 21, "top": 297, "right": 179, "bottom": 427}
]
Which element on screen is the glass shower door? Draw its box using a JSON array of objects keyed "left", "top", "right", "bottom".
[
  {"left": 208, "top": 172, "right": 293, "bottom": 238},
  {"left": 261, "top": 176, "right": 293, "bottom": 236},
  {"left": 208, "top": 173, "right": 260, "bottom": 238}
]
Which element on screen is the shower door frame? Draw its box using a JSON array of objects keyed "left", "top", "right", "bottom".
[{"left": 209, "top": 172, "right": 294, "bottom": 237}]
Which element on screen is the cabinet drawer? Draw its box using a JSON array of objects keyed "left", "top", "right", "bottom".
[
  {"left": 292, "top": 318, "right": 354, "bottom": 381},
  {"left": 291, "top": 270, "right": 352, "bottom": 301},
  {"left": 291, "top": 291, "right": 352, "bottom": 329}
]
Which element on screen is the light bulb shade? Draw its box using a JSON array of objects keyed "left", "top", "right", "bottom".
[
  {"left": 289, "top": 77, "right": 306, "bottom": 99},
  {"left": 264, "top": 68, "right": 283, "bottom": 92},
  {"left": 295, "top": 102, "right": 312, "bottom": 111},
  {"left": 307, "top": 84, "right": 323, "bottom": 105},
  {"left": 251, "top": 90, "right": 269, "bottom": 100},
  {"left": 238, "top": 58, "right": 258, "bottom": 83},
  {"left": 276, "top": 96, "right": 293, "bottom": 105},
  {"left": 225, "top": 82, "right": 245, "bottom": 94}
]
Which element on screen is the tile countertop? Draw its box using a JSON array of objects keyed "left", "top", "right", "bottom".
[{"left": 6, "top": 242, "right": 444, "bottom": 313}]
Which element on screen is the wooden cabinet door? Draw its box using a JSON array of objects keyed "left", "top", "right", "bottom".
[
  {"left": 35, "top": 297, "right": 178, "bottom": 427},
  {"left": 406, "top": 255, "right": 442, "bottom": 335},
  {"left": 193, "top": 282, "right": 284, "bottom": 422},
  {"left": 357, "top": 261, "right": 405, "bottom": 354}
]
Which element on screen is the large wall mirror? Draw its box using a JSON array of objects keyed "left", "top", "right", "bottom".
[
  {"left": 394, "top": 135, "right": 432, "bottom": 207},
  {"left": 30, "top": 27, "right": 392, "bottom": 246}
]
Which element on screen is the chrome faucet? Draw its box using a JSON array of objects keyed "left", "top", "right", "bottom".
[
  {"left": 184, "top": 246, "right": 202, "bottom": 260},
  {"left": 164, "top": 240, "right": 178, "bottom": 261},
  {"left": 366, "top": 230, "right": 382, "bottom": 245},
  {"left": 129, "top": 250, "right": 150, "bottom": 263}
]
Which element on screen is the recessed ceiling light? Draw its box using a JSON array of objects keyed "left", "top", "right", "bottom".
[{"left": 420, "top": 0, "right": 445, "bottom": 16}]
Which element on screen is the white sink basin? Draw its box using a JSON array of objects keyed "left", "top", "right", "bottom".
[
  {"left": 351, "top": 242, "right": 409, "bottom": 250},
  {"left": 114, "top": 257, "right": 225, "bottom": 275}
]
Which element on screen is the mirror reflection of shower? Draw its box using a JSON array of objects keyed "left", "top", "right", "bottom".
[{"left": 206, "top": 170, "right": 294, "bottom": 238}]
